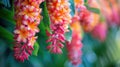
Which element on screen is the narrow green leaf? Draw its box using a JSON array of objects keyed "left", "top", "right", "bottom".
[
  {"left": 69, "top": 0, "right": 75, "bottom": 16},
  {"left": 0, "top": 7, "right": 15, "bottom": 25},
  {"left": 84, "top": 0, "right": 88, "bottom": 4},
  {"left": 87, "top": 7, "right": 100, "bottom": 14},
  {"left": 65, "top": 26, "right": 72, "bottom": 42},
  {"left": 40, "top": 2, "right": 50, "bottom": 29},
  {"left": 11, "top": 0, "right": 14, "bottom": 12},
  {"left": 38, "top": 20, "right": 47, "bottom": 36},
  {"left": 0, "top": 26, "right": 14, "bottom": 49},
  {"left": 85, "top": 4, "right": 100, "bottom": 14},
  {"left": 32, "top": 42, "right": 39, "bottom": 56},
  {"left": 0, "top": 26, "right": 14, "bottom": 42}
]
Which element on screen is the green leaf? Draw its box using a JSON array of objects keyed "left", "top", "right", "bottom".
[
  {"left": 40, "top": 1, "right": 50, "bottom": 31},
  {"left": 38, "top": 20, "right": 47, "bottom": 36},
  {"left": 32, "top": 42, "right": 39, "bottom": 56},
  {"left": 11, "top": 0, "right": 15, "bottom": 12},
  {"left": 88, "top": 7, "right": 100, "bottom": 14},
  {"left": 0, "top": 26, "right": 14, "bottom": 49},
  {"left": 0, "top": 7, "right": 15, "bottom": 25},
  {"left": 85, "top": 4, "right": 100, "bottom": 14},
  {"left": 84, "top": 0, "right": 88, "bottom": 4},
  {"left": 0, "top": 26, "right": 14, "bottom": 42},
  {"left": 65, "top": 26, "right": 72, "bottom": 42},
  {"left": 69, "top": 0, "right": 75, "bottom": 16}
]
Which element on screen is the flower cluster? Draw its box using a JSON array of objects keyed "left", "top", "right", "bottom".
[
  {"left": 78, "top": 6, "right": 93, "bottom": 31},
  {"left": 46, "top": 0, "right": 71, "bottom": 53},
  {"left": 78, "top": 6, "right": 100, "bottom": 32},
  {"left": 74, "top": 0, "right": 100, "bottom": 32},
  {"left": 14, "top": 0, "right": 44, "bottom": 62},
  {"left": 65, "top": 0, "right": 84, "bottom": 65},
  {"left": 99, "top": 0, "right": 120, "bottom": 26},
  {"left": 92, "top": 22, "right": 107, "bottom": 41},
  {"left": 67, "top": 22, "right": 83, "bottom": 65}
]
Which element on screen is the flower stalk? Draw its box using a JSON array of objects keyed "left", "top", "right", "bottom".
[
  {"left": 14, "top": 0, "right": 44, "bottom": 62},
  {"left": 46, "top": 0, "right": 72, "bottom": 53}
]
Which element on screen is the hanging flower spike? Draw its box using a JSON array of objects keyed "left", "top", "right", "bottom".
[
  {"left": 99, "top": 0, "right": 120, "bottom": 26},
  {"left": 74, "top": 0, "right": 100, "bottom": 32},
  {"left": 92, "top": 22, "right": 107, "bottom": 41},
  {"left": 67, "top": 21, "right": 83, "bottom": 65},
  {"left": 46, "top": 0, "right": 72, "bottom": 54},
  {"left": 77, "top": 6, "right": 93, "bottom": 32},
  {"left": 66, "top": 1, "right": 83, "bottom": 65},
  {"left": 77, "top": 6, "right": 99, "bottom": 32},
  {"left": 74, "top": 0, "right": 91, "bottom": 32},
  {"left": 14, "top": 0, "right": 44, "bottom": 62}
]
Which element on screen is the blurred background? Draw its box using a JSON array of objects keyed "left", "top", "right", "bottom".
[{"left": 0, "top": 0, "right": 120, "bottom": 67}]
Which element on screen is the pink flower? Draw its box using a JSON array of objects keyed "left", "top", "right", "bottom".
[
  {"left": 14, "top": 42, "right": 34, "bottom": 62},
  {"left": 78, "top": 6, "right": 93, "bottom": 32},
  {"left": 92, "top": 22, "right": 107, "bottom": 41},
  {"left": 66, "top": 31, "right": 83, "bottom": 65},
  {"left": 14, "top": 0, "right": 44, "bottom": 62},
  {"left": 46, "top": 0, "right": 71, "bottom": 53},
  {"left": 66, "top": 22, "right": 83, "bottom": 65}
]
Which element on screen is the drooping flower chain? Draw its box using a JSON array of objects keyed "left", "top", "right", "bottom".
[
  {"left": 74, "top": 0, "right": 99, "bottom": 32},
  {"left": 67, "top": 0, "right": 84, "bottom": 64},
  {"left": 78, "top": 6, "right": 94, "bottom": 31},
  {"left": 46, "top": 0, "right": 72, "bottom": 53},
  {"left": 14, "top": 0, "right": 44, "bottom": 62},
  {"left": 67, "top": 22, "right": 83, "bottom": 65}
]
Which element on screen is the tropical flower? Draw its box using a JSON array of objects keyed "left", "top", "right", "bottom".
[
  {"left": 14, "top": 0, "right": 44, "bottom": 62},
  {"left": 74, "top": 0, "right": 100, "bottom": 32},
  {"left": 46, "top": 0, "right": 72, "bottom": 53},
  {"left": 91, "top": 22, "right": 107, "bottom": 41},
  {"left": 67, "top": 21, "right": 83, "bottom": 65},
  {"left": 99, "top": 0, "right": 120, "bottom": 26}
]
